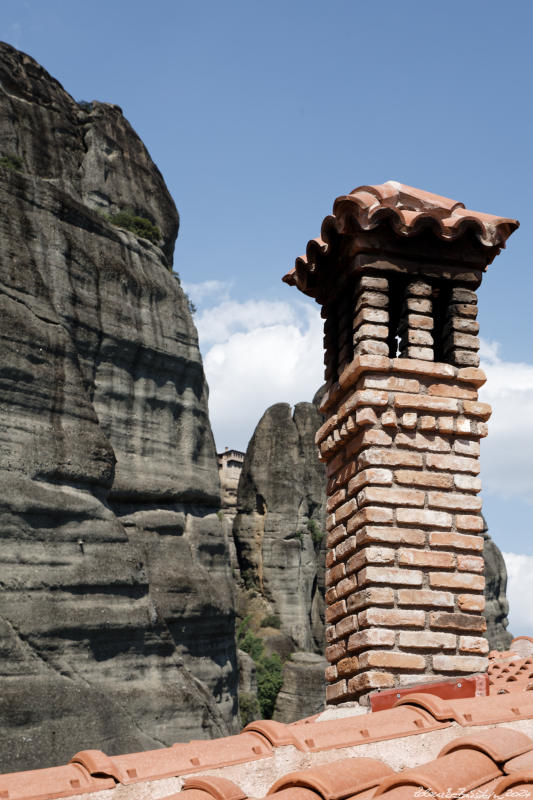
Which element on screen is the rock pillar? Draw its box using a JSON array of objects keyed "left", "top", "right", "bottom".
[{"left": 283, "top": 181, "right": 519, "bottom": 704}]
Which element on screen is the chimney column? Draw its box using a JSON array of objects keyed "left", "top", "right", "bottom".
[{"left": 283, "top": 181, "right": 519, "bottom": 704}]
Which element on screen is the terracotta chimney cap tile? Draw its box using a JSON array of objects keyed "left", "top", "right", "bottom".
[
  {"left": 267, "top": 757, "right": 394, "bottom": 800},
  {"left": 283, "top": 180, "right": 519, "bottom": 295}
]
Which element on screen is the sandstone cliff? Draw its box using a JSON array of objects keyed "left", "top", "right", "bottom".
[{"left": 0, "top": 42, "right": 238, "bottom": 772}]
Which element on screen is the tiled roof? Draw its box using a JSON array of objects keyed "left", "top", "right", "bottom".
[
  {"left": 4, "top": 663, "right": 533, "bottom": 800},
  {"left": 283, "top": 181, "right": 519, "bottom": 297},
  {"left": 488, "top": 636, "right": 533, "bottom": 695}
]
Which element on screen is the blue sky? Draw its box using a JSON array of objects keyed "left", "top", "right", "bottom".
[{"left": 3, "top": 1, "right": 532, "bottom": 627}]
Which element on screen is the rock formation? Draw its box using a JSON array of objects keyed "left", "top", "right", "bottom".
[
  {"left": 0, "top": 42, "right": 238, "bottom": 772},
  {"left": 482, "top": 516, "right": 513, "bottom": 650}
]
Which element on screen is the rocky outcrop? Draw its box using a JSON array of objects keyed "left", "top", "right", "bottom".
[
  {"left": 233, "top": 402, "right": 326, "bottom": 654},
  {"left": 482, "top": 517, "right": 513, "bottom": 650},
  {"left": 0, "top": 42, "right": 238, "bottom": 772},
  {"left": 273, "top": 652, "right": 327, "bottom": 723}
]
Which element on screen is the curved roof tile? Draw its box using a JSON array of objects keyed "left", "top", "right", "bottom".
[
  {"left": 437, "top": 729, "right": 533, "bottom": 763},
  {"left": 283, "top": 181, "right": 519, "bottom": 296},
  {"left": 268, "top": 757, "right": 394, "bottom": 800}
]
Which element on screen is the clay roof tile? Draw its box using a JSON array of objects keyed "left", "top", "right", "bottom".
[
  {"left": 374, "top": 750, "right": 502, "bottom": 796},
  {"left": 181, "top": 776, "right": 247, "bottom": 800},
  {"left": 437, "top": 729, "right": 533, "bottom": 763},
  {"left": 0, "top": 763, "right": 114, "bottom": 800},
  {"left": 268, "top": 757, "right": 394, "bottom": 800}
]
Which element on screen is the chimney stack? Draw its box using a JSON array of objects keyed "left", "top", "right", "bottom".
[{"left": 283, "top": 181, "right": 518, "bottom": 704}]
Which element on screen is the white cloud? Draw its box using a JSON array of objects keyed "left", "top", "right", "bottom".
[
  {"left": 181, "top": 279, "right": 232, "bottom": 306},
  {"left": 201, "top": 300, "right": 323, "bottom": 450},
  {"left": 479, "top": 340, "right": 533, "bottom": 504},
  {"left": 502, "top": 553, "right": 533, "bottom": 635}
]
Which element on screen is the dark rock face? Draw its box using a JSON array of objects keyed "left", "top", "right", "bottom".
[
  {"left": 482, "top": 517, "right": 513, "bottom": 650},
  {"left": 273, "top": 652, "right": 327, "bottom": 723},
  {"left": 233, "top": 402, "right": 326, "bottom": 654},
  {"left": 0, "top": 43, "right": 238, "bottom": 771}
]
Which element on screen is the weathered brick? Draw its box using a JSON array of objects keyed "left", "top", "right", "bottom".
[
  {"left": 418, "top": 415, "right": 437, "bottom": 431},
  {"left": 347, "top": 506, "right": 394, "bottom": 534},
  {"left": 395, "top": 432, "right": 451, "bottom": 452},
  {"left": 395, "top": 394, "right": 459, "bottom": 413},
  {"left": 357, "top": 566, "right": 423, "bottom": 587},
  {"left": 347, "top": 628, "right": 396, "bottom": 651},
  {"left": 398, "top": 549, "right": 455, "bottom": 568},
  {"left": 334, "top": 534, "right": 357, "bottom": 561},
  {"left": 326, "top": 641, "right": 346, "bottom": 663},
  {"left": 457, "top": 594, "right": 486, "bottom": 612},
  {"left": 407, "top": 280, "right": 433, "bottom": 297},
  {"left": 357, "top": 526, "right": 426, "bottom": 546},
  {"left": 429, "top": 531, "right": 483, "bottom": 551},
  {"left": 348, "top": 468, "right": 393, "bottom": 495},
  {"left": 401, "top": 412, "right": 418, "bottom": 429},
  {"left": 447, "top": 320, "right": 480, "bottom": 337},
  {"left": 408, "top": 313, "right": 433, "bottom": 330},
  {"left": 446, "top": 332, "right": 480, "bottom": 350},
  {"left": 325, "top": 587, "right": 337, "bottom": 604},
  {"left": 326, "top": 523, "right": 347, "bottom": 548},
  {"left": 337, "top": 656, "right": 360, "bottom": 676},
  {"left": 429, "top": 611, "right": 487, "bottom": 633},
  {"left": 335, "top": 614, "right": 359, "bottom": 638},
  {"left": 325, "top": 598, "right": 347, "bottom": 623},
  {"left": 347, "top": 587, "right": 394, "bottom": 613},
  {"left": 432, "top": 655, "right": 488, "bottom": 673},
  {"left": 437, "top": 416, "right": 454, "bottom": 434},
  {"left": 358, "top": 448, "right": 423, "bottom": 468},
  {"left": 326, "top": 680, "right": 348, "bottom": 702},
  {"left": 345, "top": 545, "right": 395, "bottom": 574},
  {"left": 353, "top": 324, "right": 389, "bottom": 344},
  {"left": 326, "top": 562, "right": 346, "bottom": 587},
  {"left": 355, "top": 339, "right": 390, "bottom": 356},
  {"left": 463, "top": 400, "right": 492, "bottom": 420},
  {"left": 457, "top": 554, "right": 484, "bottom": 573},
  {"left": 457, "top": 367, "right": 486, "bottom": 386},
  {"left": 429, "top": 572, "right": 485, "bottom": 591},
  {"left": 399, "top": 631, "right": 456, "bottom": 650},
  {"left": 392, "top": 358, "right": 455, "bottom": 379},
  {"left": 448, "top": 303, "right": 478, "bottom": 320},
  {"left": 326, "top": 513, "right": 337, "bottom": 531},
  {"left": 459, "top": 636, "right": 489, "bottom": 654},
  {"left": 353, "top": 307, "right": 389, "bottom": 329},
  {"left": 406, "top": 329, "right": 433, "bottom": 347},
  {"left": 396, "top": 508, "right": 452, "bottom": 529},
  {"left": 427, "top": 492, "right": 482, "bottom": 512},
  {"left": 335, "top": 575, "right": 359, "bottom": 599},
  {"left": 348, "top": 671, "right": 395, "bottom": 693},
  {"left": 456, "top": 417, "right": 471, "bottom": 435},
  {"left": 325, "top": 549, "right": 336, "bottom": 569},
  {"left": 395, "top": 469, "right": 453, "bottom": 489},
  {"left": 454, "top": 439, "right": 480, "bottom": 456},
  {"left": 335, "top": 498, "right": 358, "bottom": 523},
  {"left": 454, "top": 474, "right": 482, "bottom": 492},
  {"left": 476, "top": 422, "right": 489, "bottom": 438},
  {"left": 326, "top": 488, "right": 346, "bottom": 513},
  {"left": 359, "top": 608, "right": 425, "bottom": 628},
  {"left": 325, "top": 624, "right": 337, "bottom": 643},
  {"left": 381, "top": 410, "right": 399, "bottom": 428},
  {"left": 355, "top": 290, "right": 389, "bottom": 311},
  {"left": 426, "top": 453, "right": 480, "bottom": 474},
  {"left": 397, "top": 589, "right": 454, "bottom": 608},
  {"left": 339, "top": 388, "right": 389, "bottom": 417},
  {"left": 357, "top": 486, "right": 425, "bottom": 508},
  {"left": 428, "top": 383, "right": 477, "bottom": 400},
  {"left": 355, "top": 406, "right": 379, "bottom": 426},
  {"left": 358, "top": 650, "right": 426, "bottom": 670},
  {"left": 450, "top": 349, "right": 480, "bottom": 368},
  {"left": 456, "top": 514, "right": 484, "bottom": 532},
  {"left": 450, "top": 287, "right": 477, "bottom": 304},
  {"left": 346, "top": 428, "right": 393, "bottom": 457},
  {"left": 358, "top": 275, "right": 389, "bottom": 292},
  {"left": 407, "top": 297, "right": 432, "bottom": 314},
  {"left": 363, "top": 375, "right": 420, "bottom": 393},
  {"left": 325, "top": 664, "right": 338, "bottom": 682}
]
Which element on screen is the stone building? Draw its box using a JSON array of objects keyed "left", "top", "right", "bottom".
[{"left": 217, "top": 448, "right": 245, "bottom": 519}]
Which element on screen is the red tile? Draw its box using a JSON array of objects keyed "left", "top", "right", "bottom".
[
  {"left": 74, "top": 732, "right": 272, "bottom": 785},
  {"left": 0, "top": 764, "right": 114, "bottom": 800},
  {"left": 493, "top": 772, "right": 533, "bottom": 794},
  {"left": 370, "top": 675, "right": 488, "bottom": 712},
  {"left": 375, "top": 750, "right": 501, "bottom": 796},
  {"left": 287, "top": 706, "right": 448, "bottom": 752},
  {"left": 396, "top": 690, "right": 533, "bottom": 726},
  {"left": 181, "top": 776, "right": 247, "bottom": 800},
  {"left": 267, "top": 789, "right": 321, "bottom": 800},
  {"left": 244, "top": 720, "right": 295, "bottom": 747},
  {"left": 504, "top": 750, "right": 533, "bottom": 774},
  {"left": 438, "top": 729, "right": 533, "bottom": 763},
  {"left": 268, "top": 757, "right": 394, "bottom": 799}
]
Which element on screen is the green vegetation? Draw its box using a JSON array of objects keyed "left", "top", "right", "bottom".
[
  {"left": 237, "top": 616, "right": 283, "bottom": 718},
  {"left": 105, "top": 208, "right": 161, "bottom": 245},
  {"left": 0, "top": 152, "right": 23, "bottom": 172},
  {"left": 307, "top": 518, "right": 324, "bottom": 547},
  {"left": 260, "top": 613, "right": 281, "bottom": 629},
  {"left": 241, "top": 569, "right": 258, "bottom": 591},
  {"left": 216, "top": 510, "right": 224, "bottom": 522},
  {"left": 238, "top": 692, "right": 261, "bottom": 727}
]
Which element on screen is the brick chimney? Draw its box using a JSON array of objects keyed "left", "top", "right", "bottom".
[{"left": 283, "top": 181, "right": 519, "bottom": 704}]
